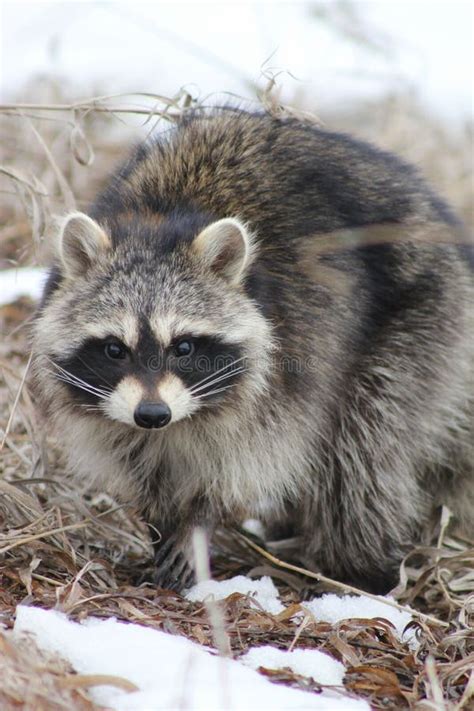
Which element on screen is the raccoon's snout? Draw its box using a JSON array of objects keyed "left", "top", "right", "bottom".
[{"left": 134, "top": 401, "right": 172, "bottom": 429}]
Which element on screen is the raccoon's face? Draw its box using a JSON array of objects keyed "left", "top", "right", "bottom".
[{"left": 34, "top": 211, "right": 274, "bottom": 430}]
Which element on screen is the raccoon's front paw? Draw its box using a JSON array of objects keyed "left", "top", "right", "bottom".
[{"left": 153, "top": 535, "right": 195, "bottom": 592}]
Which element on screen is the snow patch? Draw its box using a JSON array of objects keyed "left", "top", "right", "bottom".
[
  {"left": 242, "top": 517, "right": 266, "bottom": 538},
  {"left": 14, "top": 605, "right": 370, "bottom": 710},
  {"left": 242, "top": 645, "right": 346, "bottom": 687},
  {"left": 303, "top": 594, "right": 417, "bottom": 648},
  {"left": 186, "top": 574, "right": 285, "bottom": 615},
  {"left": 0, "top": 267, "right": 46, "bottom": 305}
]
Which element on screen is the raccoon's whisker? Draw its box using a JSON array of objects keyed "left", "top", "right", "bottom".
[
  {"left": 190, "top": 368, "right": 246, "bottom": 394},
  {"left": 53, "top": 371, "right": 111, "bottom": 398},
  {"left": 189, "top": 366, "right": 247, "bottom": 395},
  {"left": 188, "top": 356, "right": 247, "bottom": 392},
  {"left": 191, "top": 367, "right": 247, "bottom": 392},
  {"left": 47, "top": 359, "right": 113, "bottom": 396},
  {"left": 52, "top": 375, "right": 109, "bottom": 400},
  {"left": 68, "top": 383, "right": 109, "bottom": 400},
  {"left": 78, "top": 404, "right": 103, "bottom": 413},
  {"left": 48, "top": 358, "right": 112, "bottom": 397},
  {"left": 48, "top": 370, "right": 111, "bottom": 400},
  {"left": 75, "top": 354, "right": 117, "bottom": 393},
  {"left": 48, "top": 360, "right": 133, "bottom": 411},
  {"left": 192, "top": 384, "right": 237, "bottom": 399}
]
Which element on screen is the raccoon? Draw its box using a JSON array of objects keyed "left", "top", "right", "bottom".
[{"left": 31, "top": 108, "right": 474, "bottom": 594}]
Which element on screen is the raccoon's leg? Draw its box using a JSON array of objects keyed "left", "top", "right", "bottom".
[
  {"left": 150, "top": 500, "right": 215, "bottom": 592},
  {"left": 300, "top": 457, "right": 423, "bottom": 594},
  {"left": 152, "top": 529, "right": 196, "bottom": 591},
  {"left": 300, "top": 396, "right": 432, "bottom": 594}
]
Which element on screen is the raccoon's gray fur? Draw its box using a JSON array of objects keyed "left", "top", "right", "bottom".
[{"left": 31, "top": 108, "right": 474, "bottom": 593}]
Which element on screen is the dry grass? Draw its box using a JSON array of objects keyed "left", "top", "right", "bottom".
[
  {"left": 0, "top": 78, "right": 473, "bottom": 710},
  {"left": 0, "top": 630, "right": 106, "bottom": 711}
]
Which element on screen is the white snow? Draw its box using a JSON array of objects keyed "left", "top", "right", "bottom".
[
  {"left": 14, "top": 605, "right": 370, "bottom": 711},
  {"left": 0, "top": 267, "right": 46, "bottom": 306},
  {"left": 242, "top": 517, "right": 266, "bottom": 538},
  {"left": 241, "top": 646, "right": 346, "bottom": 688},
  {"left": 186, "top": 576, "right": 417, "bottom": 647},
  {"left": 12, "top": 579, "right": 418, "bottom": 709},
  {"left": 186, "top": 574, "right": 285, "bottom": 615},
  {"left": 303, "top": 594, "right": 417, "bottom": 648}
]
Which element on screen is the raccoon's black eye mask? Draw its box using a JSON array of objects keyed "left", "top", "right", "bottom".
[
  {"left": 54, "top": 337, "right": 132, "bottom": 404},
  {"left": 55, "top": 332, "right": 243, "bottom": 407},
  {"left": 162, "top": 335, "right": 243, "bottom": 392}
]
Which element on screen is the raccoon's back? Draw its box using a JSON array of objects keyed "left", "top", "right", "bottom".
[{"left": 90, "top": 108, "right": 458, "bottom": 243}]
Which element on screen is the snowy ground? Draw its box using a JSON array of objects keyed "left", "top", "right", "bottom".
[{"left": 14, "top": 575, "right": 419, "bottom": 711}]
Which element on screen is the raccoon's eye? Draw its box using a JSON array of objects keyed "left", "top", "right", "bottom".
[
  {"left": 104, "top": 342, "right": 128, "bottom": 360},
  {"left": 174, "top": 339, "right": 194, "bottom": 357}
]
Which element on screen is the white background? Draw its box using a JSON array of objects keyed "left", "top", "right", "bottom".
[{"left": 1, "top": 0, "right": 472, "bottom": 123}]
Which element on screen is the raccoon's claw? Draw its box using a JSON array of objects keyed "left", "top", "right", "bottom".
[
  {"left": 153, "top": 536, "right": 177, "bottom": 566},
  {"left": 153, "top": 537, "right": 195, "bottom": 592},
  {"left": 153, "top": 552, "right": 195, "bottom": 592}
]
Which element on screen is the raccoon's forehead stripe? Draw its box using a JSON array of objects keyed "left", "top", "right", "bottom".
[
  {"left": 149, "top": 313, "right": 173, "bottom": 348},
  {"left": 82, "top": 311, "right": 139, "bottom": 349},
  {"left": 149, "top": 312, "right": 246, "bottom": 347},
  {"left": 149, "top": 313, "right": 219, "bottom": 347}
]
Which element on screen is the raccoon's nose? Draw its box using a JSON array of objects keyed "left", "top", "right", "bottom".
[{"left": 134, "top": 401, "right": 171, "bottom": 429}]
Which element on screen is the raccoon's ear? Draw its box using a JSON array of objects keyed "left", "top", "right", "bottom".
[
  {"left": 192, "top": 217, "right": 255, "bottom": 285},
  {"left": 59, "top": 212, "right": 111, "bottom": 278}
]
